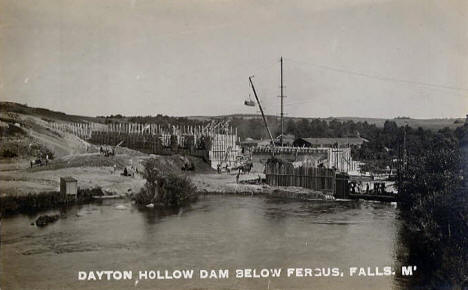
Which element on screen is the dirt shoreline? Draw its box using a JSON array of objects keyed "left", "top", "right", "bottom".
[
  {"left": 0, "top": 170, "right": 333, "bottom": 215},
  {"left": 191, "top": 173, "right": 332, "bottom": 200},
  {"left": 0, "top": 152, "right": 335, "bottom": 216}
]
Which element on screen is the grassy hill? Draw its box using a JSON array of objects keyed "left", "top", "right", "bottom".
[
  {"left": 325, "top": 116, "right": 465, "bottom": 130},
  {"left": 189, "top": 113, "right": 465, "bottom": 131},
  {"left": 0, "top": 102, "right": 99, "bottom": 123}
]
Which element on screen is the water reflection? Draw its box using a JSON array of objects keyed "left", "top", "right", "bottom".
[{"left": 140, "top": 206, "right": 181, "bottom": 224}]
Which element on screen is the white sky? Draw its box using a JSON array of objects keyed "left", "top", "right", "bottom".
[{"left": 1, "top": 0, "right": 467, "bottom": 118}]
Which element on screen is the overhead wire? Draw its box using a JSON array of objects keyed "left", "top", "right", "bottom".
[
  {"left": 283, "top": 57, "right": 468, "bottom": 92},
  {"left": 279, "top": 57, "right": 467, "bottom": 107}
]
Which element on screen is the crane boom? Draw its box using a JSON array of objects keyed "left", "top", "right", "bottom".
[{"left": 248, "top": 76, "right": 275, "bottom": 146}]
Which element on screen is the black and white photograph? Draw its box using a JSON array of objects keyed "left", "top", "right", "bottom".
[{"left": 0, "top": 0, "right": 467, "bottom": 289}]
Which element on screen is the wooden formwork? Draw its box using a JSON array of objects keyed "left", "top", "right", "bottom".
[
  {"left": 53, "top": 121, "right": 241, "bottom": 167},
  {"left": 265, "top": 159, "right": 336, "bottom": 193},
  {"left": 254, "top": 146, "right": 354, "bottom": 173}
]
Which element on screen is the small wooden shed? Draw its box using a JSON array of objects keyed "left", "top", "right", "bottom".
[{"left": 60, "top": 177, "right": 78, "bottom": 196}]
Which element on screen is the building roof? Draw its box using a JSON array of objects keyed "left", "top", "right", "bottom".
[
  {"left": 240, "top": 138, "right": 262, "bottom": 144},
  {"left": 295, "top": 137, "right": 368, "bottom": 146},
  {"left": 257, "top": 139, "right": 272, "bottom": 146},
  {"left": 275, "top": 133, "right": 295, "bottom": 139},
  {"left": 60, "top": 176, "right": 77, "bottom": 182},
  {"left": 240, "top": 138, "right": 273, "bottom": 147},
  {"left": 275, "top": 134, "right": 295, "bottom": 143}
]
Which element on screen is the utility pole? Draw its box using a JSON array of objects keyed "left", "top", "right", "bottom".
[
  {"left": 249, "top": 76, "right": 275, "bottom": 146},
  {"left": 403, "top": 124, "right": 407, "bottom": 169},
  {"left": 279, "top": 57, "right": 285, "bottom": 146}
]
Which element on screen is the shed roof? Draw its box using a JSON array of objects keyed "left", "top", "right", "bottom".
[
  {"left": 275, "top": 133, "right": 295, "bottom": 140},
  {"left": 257, "top": 139, "right": 273, "bottom": 146},
  {"left": 60, "top": 176, "right": 77, "bottom": 182},
  {"left": 295, "top": 137, "right": 368, "bottom": 146}
]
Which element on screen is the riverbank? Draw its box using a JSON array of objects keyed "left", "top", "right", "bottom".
[
  {"left": 0, "top": 170, "right": 334, "bottom": 215},
  {"left": 0, "top": 149, "right": 337, "bottom": 216},
  {"left": 191, "top": 173, "right": 333, "bottom": 200},
  {"left": 0, "top": 187, "right": 107, "bottom": 215}
]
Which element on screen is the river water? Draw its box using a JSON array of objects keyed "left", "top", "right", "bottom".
[{"left": 1, "top": 195, "right": 409, "bottom": 289}]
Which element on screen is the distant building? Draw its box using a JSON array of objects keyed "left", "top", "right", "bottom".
[
  {"left": 292, "top": 137, "right": 368, "bottom": 149},
  {"left": 257, "top": 139, "right": 273, "bottom": 147},
  {"left": 240, "top": 138, "right": 274, "bottom": 148},
  {"left": 60, "top": 177, "right": 78, "bottom": 196},
  {"left": 274, "top": 134, "right": 295, "bottom": 146},
  {"left": 251, "top": 145, "right": 361, "bottom": 174},
  {"left": 240, "top": 138, "right": 261, "bottom": 147}
]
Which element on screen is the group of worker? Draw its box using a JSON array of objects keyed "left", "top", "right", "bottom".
[
  {"left": 216, "top": 163, "right": 231, "bottom": 174},
  {"left": 349, "top": 181, "right": 387, "bottom": 194},
  {"left": 100, "top": 146, "right": 115, "bottom": 157},
  {"left": 30, "top": 153, "right": 50, "bottom": 168},
  {"left": 216, "top": 162, "right": 260, "bottom": 185},
  {"left": 113, "top": 164, "right": 138, "bottom": 177}
]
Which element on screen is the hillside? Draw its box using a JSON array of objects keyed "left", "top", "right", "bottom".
[
  {"left": 325, "top": 116, "right": 465, "bottom": 131},
  {"left": 0, "top": 102, "right": 99, "bottom": 124},
  {"left": 0, "top": 112, "right": 90, "bottom": 159},
  {"left": 0, "top": 102, "right": 212, "bottom": 198}
]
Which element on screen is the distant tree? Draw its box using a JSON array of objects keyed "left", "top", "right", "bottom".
[
  {"left": 296, "top": 118, "right": 310, "bottom": 138},
  {"left": 135, "top": 158, "right": 197, "bottom": 207},
  {"left": 285, "top": 119, "right": 297, "bottom": 136},
  {"left": 158, "top": 174, "right": 197, "bottom": 207},
  {"left": 383, "top": 120, "right": 398, "bottom": 135},
  {"left": 396, "top": 129, "right": 467, "bottom": 288}
]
